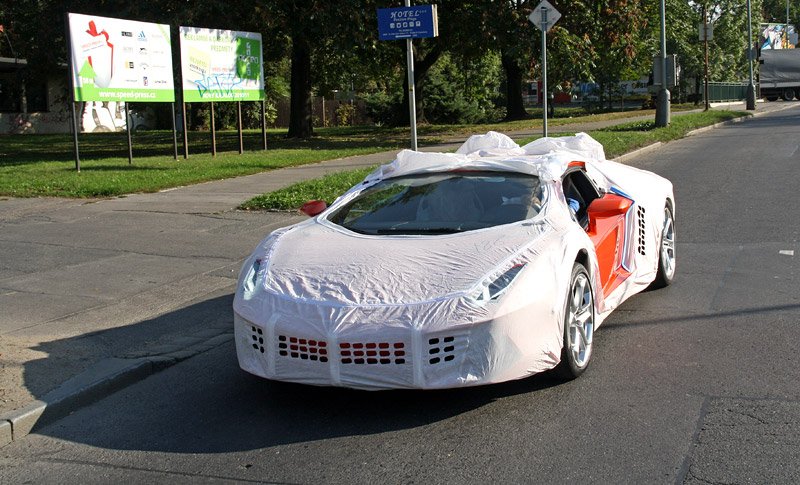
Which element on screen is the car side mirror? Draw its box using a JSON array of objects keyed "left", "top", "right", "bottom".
[
  {"left": 300, "top": 200, "right": 328, "bottom": 217},
  {"left": 586, "top": 194, "right": 632, "bottom": 218}
]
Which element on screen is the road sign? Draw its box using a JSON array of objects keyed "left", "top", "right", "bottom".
[
  {"left": 698, "top": 23, "right": 713, "bottom": 41},
  {"left": 529, "top": 0, "right": 561, "bottom": 32},
  {"left": 377, "top": 5, "right": 439, "bottom": 41}
]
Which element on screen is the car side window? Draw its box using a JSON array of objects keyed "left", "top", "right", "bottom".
[{"left": 563, "top": 170, "right": 601, "bottom": 228}]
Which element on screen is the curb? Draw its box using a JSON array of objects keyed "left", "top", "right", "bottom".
[
  {"left": 614, "top": 142, "right": 663, "bottom": 163},
  {"left": 0, "top": 332, "right": 231, "bottom": 447},
  {"left": 2, "top": 102, "right": 797, "bottom": 449}
]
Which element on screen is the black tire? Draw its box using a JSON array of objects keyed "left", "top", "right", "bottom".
[
  {"left": 766, "top": 95, "right": 779, "bottom": 102},
  {"left": 555, "top": 263, "right": 595, "bottom": 380},
  {"left": 649, "top": 204, "right": 676, "bottom": 290},
  {"left": 781, "top": 88, "right": 795, "bottom": 101}
]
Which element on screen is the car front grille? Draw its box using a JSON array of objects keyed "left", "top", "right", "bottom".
[
  {"left": 278, "top": 335, "right": 329, "bottom": 362},
  {"left": 339, "top": 341, "right": 406, "bottom": 365}
]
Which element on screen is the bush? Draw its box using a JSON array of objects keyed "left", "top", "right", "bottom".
[{"left": 363, "top": 91, "right": 402, "bottom": 126}]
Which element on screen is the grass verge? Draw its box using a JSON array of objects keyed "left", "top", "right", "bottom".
[
  {"left": 241, "top": 109, "right": 748, "bottom": 211},
  {"left": 0, "top": 104, "right": 699, "bottom": 198}
]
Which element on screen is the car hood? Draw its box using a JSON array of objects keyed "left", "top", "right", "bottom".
[{"left": 260, "top": 218, "right": 553, "bottom": 306}]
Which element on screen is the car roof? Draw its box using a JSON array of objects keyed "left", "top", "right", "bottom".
[{"left": 363, "top": 132, "right": 607, "bottom": 185}]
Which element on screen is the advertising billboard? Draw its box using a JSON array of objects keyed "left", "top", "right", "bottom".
[
  {"left": 179, "top": 27, "right": 264, "bottom": 102},
  {"left": 67, "top": 13, "right": 175, "bottom": 102},
  {"left": 760, "top": 23, "right": 797, "bottom": 49}
]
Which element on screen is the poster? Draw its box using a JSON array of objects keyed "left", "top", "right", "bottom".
[
  {"left": 760, "top": 23, "right": 797, "bottom": 50},
  {"left": 67, "top": 13, "right": 175, "bottom": 102},
  {"left": 179, "top": 27, "right": 264, "bottom": 102}
]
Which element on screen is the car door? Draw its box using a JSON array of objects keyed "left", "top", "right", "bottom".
[{"left": 563, "top": 166, "right": 631, "bottom": 297}]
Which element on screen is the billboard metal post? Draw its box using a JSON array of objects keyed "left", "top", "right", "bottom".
[
  {"left": 210, "top": 101, "right": 217, "bottom": 156},
  {"left": 181, "top": 101, "right": 189, "bottom": 158},
  {"left": 171, "top": 102, "right": 178, "bottom": 160},
  {"left": 237, "top": 101, "right": 244, "bottom": 154},
  {"left": 261, "top": 99, "right": 267, "bottom": 150},
  {"left": 124, "top": 102, "right": 133, "bottom": 164},
  {"left": 64, "top": 14, "right": 81, "bottom": 171}
]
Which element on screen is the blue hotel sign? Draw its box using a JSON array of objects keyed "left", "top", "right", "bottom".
[{"left": 377, "top": 5, "right": 439, "bottom": 40}]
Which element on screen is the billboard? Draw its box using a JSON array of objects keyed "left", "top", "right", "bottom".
[
  {"left": 179, "top": 27, "right": 264, "bottom": 102},
  {"left": 67, "top": 13, "right": 175, "bottom": 102},
  {"left": 760, "top": 23, "right": 797, "bottom": 49}
]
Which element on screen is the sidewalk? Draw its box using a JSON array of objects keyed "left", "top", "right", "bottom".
[{"left": 1, "top": 100, "right": 795, "bottom": 445}]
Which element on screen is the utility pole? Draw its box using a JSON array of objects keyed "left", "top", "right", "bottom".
[
  {"left": 746, "top": 0, "right": 756, "bottom": 109},
  {"left": 655, "top": 0, "right": 670, "bottom": 127},
  {"left": 703, "top": 5, "right": 710, "bottom": 111}
]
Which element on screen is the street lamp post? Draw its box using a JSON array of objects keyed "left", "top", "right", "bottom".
[
  {"left": 746, "top": 0, "right": 756, "bottom": 109},
  {"left": 655, "top": 0, "right": 670, "bottom": 127}
]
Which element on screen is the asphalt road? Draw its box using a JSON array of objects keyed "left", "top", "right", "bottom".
[{"left": 2, "top": 106, "right": 799, "bottom": 484}]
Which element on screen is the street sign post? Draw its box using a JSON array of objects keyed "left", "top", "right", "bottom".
[
  {"left": 529, "top": 0, "right": 560, "bottom": 137},
  {"left": 377, "top": 3, "right": 439, "bottom": 151}
]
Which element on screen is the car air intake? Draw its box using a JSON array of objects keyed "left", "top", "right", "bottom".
[{"left": 340, "top": 341, "right": 406, "bottom": 365}]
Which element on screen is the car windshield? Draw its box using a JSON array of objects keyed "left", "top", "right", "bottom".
[{"left": 328, "top": 171, "right": 544, "bottom": 235}]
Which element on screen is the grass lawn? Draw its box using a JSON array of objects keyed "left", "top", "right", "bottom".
[
  {"left": 240, "top": 109, "right": 748, "bottom": 211},
  {"left": 0, "top": 103, "right": 706, "bottom": 199}
]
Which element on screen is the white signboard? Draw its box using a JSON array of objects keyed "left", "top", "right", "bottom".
[
  {"left": 698, "top": 23, "right": 713, "bottom": 41},
  {"left": 179, "top": 27, "right": 264, "bottom": 102},
  {"left": 529, "top": 1, "right": 561, "bottom": 32},
  {"left": 68, "top": 13, "right": 175, "bottom": 102}
]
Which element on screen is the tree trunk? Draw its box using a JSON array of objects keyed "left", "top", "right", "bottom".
[
  {"left": 501, "top": 52, "right": 528, "bottom": 121},
  {"left": 287, "top": 34, "right": 313, "bottom": 139}
]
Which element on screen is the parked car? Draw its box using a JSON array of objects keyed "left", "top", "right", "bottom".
[{"left": 233, "top": 132, "right": 676, "bottom": 390}]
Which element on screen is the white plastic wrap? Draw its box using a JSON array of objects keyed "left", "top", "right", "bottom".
[{"left": 234, "top": 132, "right": 674, "bottom": 389}]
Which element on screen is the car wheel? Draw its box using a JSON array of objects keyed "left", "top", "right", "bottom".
[
  {"left": 649, "top": 204, "right": 676, "bottom": 289},
  {"left": 781, "top": 88, "right": 795, "bottom": 101},
  {"left": 555, "top": 263, "right": 594, "bottom": 380}
]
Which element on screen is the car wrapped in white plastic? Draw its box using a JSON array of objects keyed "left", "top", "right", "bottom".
[{"left": 233, "top": 132, "right": 675, "bottom": 390}]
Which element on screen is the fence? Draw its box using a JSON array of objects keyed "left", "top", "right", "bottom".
[
  {"left": 707, "top": 82, "right": 750, "bottom": 102},
  {"left": 274, "top": 97, "right": 370, "bottom": 128}
]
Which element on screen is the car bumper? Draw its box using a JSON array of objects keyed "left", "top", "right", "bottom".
[{"left": 234, "top": 301, "right": 561, "bottom": 391}]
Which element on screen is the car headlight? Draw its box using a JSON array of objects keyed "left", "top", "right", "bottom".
[
  {"left": 471, "top": 263, "right": 526, "bottom": 303},
  {"left": 241, "top": 258, "right": 263, "bottom": 300}
]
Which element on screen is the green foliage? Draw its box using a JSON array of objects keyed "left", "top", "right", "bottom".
[
  {"left": 424, "top": 52, "right": 504, "bottom": 124},
  {"left": 362, "top": 91, "right": 402, "bottom": 126},
  {"left": 335, "top": 103, "right": 356, "bottom": 127}
]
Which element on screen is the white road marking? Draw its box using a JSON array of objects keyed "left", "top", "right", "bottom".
[{"left": 779, "top": 250, "right": 794, "bottom": 256}]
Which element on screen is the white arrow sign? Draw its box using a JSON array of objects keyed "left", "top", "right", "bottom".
[{"left": 529, "top": 0, "right": 561, "bottom": 32}]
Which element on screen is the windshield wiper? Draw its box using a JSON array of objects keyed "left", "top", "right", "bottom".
[{"left": 374, "top": 227, "right": 463, "bottom": 235}]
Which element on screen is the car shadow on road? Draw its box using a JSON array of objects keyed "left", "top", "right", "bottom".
[{"left": 22, "top": 290, "right": 571, "bottom": 453}]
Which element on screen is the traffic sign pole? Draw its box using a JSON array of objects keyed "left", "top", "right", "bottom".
[
  {"left": 404, "top": 0, "right": 418, "bottom": 151},
  {"left": 541, "top": 7, "right": 548, "bottom": 137},
  {"left": 529, "top": 1, "right": 560, "bottom": 138}
]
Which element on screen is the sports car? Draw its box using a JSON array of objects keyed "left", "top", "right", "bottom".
[{"left": 233, "top": 132, "right": 675, "bottom": 390}]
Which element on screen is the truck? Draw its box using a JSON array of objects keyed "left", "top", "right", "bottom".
[{"left": 759, "top": 49, "right": 800, "bottom": 101}]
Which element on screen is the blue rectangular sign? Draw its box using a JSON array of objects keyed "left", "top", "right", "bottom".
[{"left": 377, "top": 5, "right": 439, "bottom": 41}]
